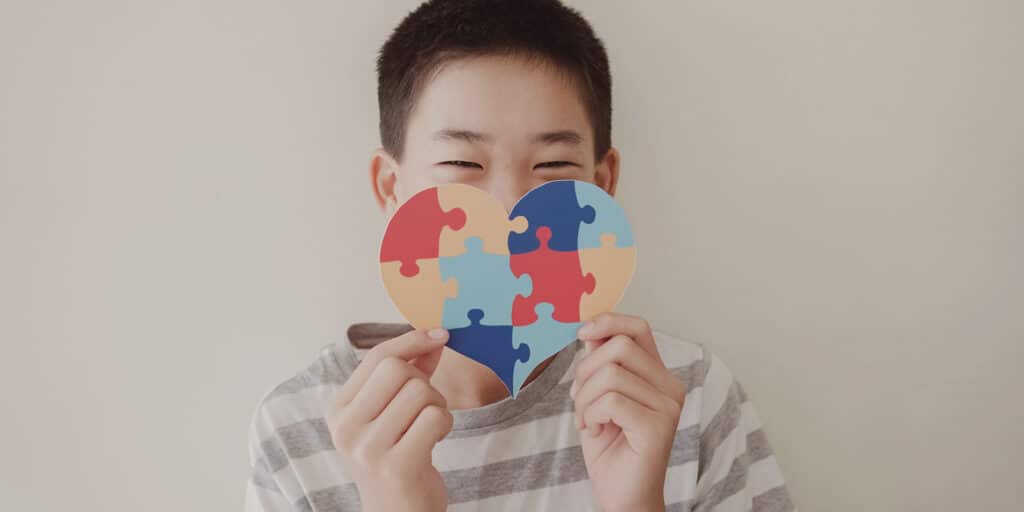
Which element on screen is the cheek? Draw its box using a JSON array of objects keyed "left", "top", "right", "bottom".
[{"left": 395, "top": 165, "right": 444, "bottom": 198}]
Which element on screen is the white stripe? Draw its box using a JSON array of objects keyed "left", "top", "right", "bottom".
[
  {"left": 448, "top": 476, "right": 597, "bottom": 511},
  {"left": 747, "top": 456, "right": 786, "bottom": 497},
  {"left": 679, "top": 383, "right": 704, "bottom": 430},
  {"left": 653, "top": 331, "right": 704, "bottom": 368},
  {"left": 280, "top": 449, "right": 353, "bottom": 491},
  {"left": 700, "top": 353, "right": 734, "bottom": 432},
  {"left": 663, "top": 459, "right": 699, "bottom": 504},
  {"left": 740, "top": 401, "right": 761, "bottom": 433},
  {"left": 257, "top": 384, "right": 338, "bottom": 437}
]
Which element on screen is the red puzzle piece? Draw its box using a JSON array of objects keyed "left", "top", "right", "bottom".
[
  {"left": 510, "top": 226, "right": 596, "bottom": 325},
  {"left": 379, "top": 187, "right": 467, "bottom": 277}
]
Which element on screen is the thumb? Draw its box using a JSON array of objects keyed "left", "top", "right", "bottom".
[{"left": 411, "top": 328, "right": 447, "bottom": 376}]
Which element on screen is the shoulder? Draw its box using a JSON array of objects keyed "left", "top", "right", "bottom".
[
  {"left": 247, "top": 322, "right": 407, "bottom": 444},
  {"left": 651, "top": 330, "right": 796, "bottom": 511},
  {"left": 650, "top": 329, "right": 755, "bottom": 440},
  {"left": 245, "top": 340, "right": 366, "bottom": 509},
  {"left": 246, "top": 341, "right": 356, "bottom": 467},
  {"left": 651, "top": 329, "right": 722, "bottom": 405}
]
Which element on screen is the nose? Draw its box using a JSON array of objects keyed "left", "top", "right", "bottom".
[{"left": 487, "top": 170, "right": 534, "bottom": 214}]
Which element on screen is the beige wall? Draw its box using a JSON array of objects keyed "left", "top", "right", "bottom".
[{"left": 2, "top": 0, "right": 1021, "bottom": 510}]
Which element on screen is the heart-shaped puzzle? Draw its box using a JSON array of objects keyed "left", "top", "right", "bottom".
[{"left": 379, "top": 179, "right": 636, "bottom": 397}]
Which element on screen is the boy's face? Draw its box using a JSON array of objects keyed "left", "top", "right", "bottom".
[{"left": 371, "top": 55, "right": 619, "bottom": 214}]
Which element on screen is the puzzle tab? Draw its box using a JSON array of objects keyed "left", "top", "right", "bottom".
[{"left": 379, "top": 187, "right": 466, "bottom": 277}]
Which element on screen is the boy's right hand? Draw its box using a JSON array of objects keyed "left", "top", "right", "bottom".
[{"left": 325, "top": 328, "right": 453, "bottom": 512}]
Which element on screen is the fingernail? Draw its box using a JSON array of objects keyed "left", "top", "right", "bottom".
[{"left": 428, "top": 328, "right": 448, "bottom": 340}]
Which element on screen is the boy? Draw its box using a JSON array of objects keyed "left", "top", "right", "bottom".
[{"left": 246, "top": 1, "right": 794, "bottom": 510}]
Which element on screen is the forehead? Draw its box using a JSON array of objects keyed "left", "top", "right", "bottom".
[{"left": 405, "top": 54, "right": 592, "bottom": 144}]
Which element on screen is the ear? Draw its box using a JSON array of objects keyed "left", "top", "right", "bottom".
[
  {"left": 369, "top": 147, "right": 400, "bottom": 213},
  {"left": 593, "top": 146, "right": 620, "bottom": 197}
]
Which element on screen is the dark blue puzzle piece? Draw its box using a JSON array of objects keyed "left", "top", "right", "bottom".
[
  {"left": 445, "top": 309, "right": 530, "bottom": 395},
  {"left": 508, "top": 180, "right": 596, "bottom": 254}
]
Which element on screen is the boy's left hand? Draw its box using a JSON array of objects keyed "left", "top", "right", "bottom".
[{"left": 571, "top": 313, "right": 687, "bottom": 512}]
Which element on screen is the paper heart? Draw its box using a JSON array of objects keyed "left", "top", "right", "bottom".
[{"left": 379, "top": 180, "right": 636, "bottom": 397}]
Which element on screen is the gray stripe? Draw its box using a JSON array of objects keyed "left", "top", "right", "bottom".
[
  {"left": 698, "top": 382, "right": 743, "bottom": 474},
  {"left": 666, "top": 500, "right": 693, "bottom": 512},
  {"left": 692, "top": 448, "right": 750, "bottom": 512},
  {"left": 261, "top": 418, "right": 333, "bottom": 472},
  {"left": 752, "top": 484, "right": 795, "bottom": 512},
  {"left": 671, "top": 424, "right": 701, "bottom": 466},
  {"left": 445, "top": 445, "right": 588, "bottom": 503},
  {"left": 746, "top": 428, "right": 773, "bottom": 463},
  {"left": 302, "top": 483, "right": 361, "bottom": 511}
]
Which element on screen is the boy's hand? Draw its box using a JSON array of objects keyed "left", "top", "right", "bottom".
[
  {"left": 571, "top": 313, "right": 687, "bottom": 512},
  {"left": 325, "top": 329, "right": 453, "bottom": 512}
]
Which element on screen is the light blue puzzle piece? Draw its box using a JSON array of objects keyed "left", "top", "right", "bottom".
[
  {"left": 511, "top": 303, "right": 582, "bottom": 396},
  {"left": 575, "top": 180, "right": 634, "bottom": 250},
  {"left": 440, "top": 237, "right": 533, "bottom": 328}
]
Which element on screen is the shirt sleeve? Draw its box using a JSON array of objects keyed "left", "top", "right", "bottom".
[
  {"left": 691, "top": 349, "right": 797, "bottom": 512},
  {"left": 244, "top": 402, "right": 296, "bottom": 512}
]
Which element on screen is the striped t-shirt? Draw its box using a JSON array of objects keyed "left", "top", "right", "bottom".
[{"left": 245, "top": 323, "right": 796, "bottom": 511}]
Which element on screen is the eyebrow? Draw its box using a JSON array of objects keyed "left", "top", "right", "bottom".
[{"left": 431, "top": 129, "right": 583, "bottom": 146}]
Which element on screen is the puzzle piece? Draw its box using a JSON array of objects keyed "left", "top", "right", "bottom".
[
  {"left": 440, "top": 237, "right": 533, "bottom": 328},
  {"left": 574, "top": 180, "right": 634, "bottom": 250},
  {"left": 438, "top": 183, "right": 529, "bottom": 257},
  {"left": 511, "top": 226, "right": 596, "bottom": 325},
  {"left": 508, "top": 180, "right": 595, "bottom": 254},
  {"left": 380, "top": 187, "right": 467, "bottom": 277},
  {"left": 511, "top": 303, "right": 582, "bottom": 396},
  {"left": 578, "top": 234, "right": 637, "bottom": 320},
  {"left": 445, "top": 309, "right": 530, "bottom": 395},
  {"left": 380, "top": 258, "right": 458, "bottom": 329}
]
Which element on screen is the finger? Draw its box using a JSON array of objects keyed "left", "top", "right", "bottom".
[
  {"left": 395, "top": 405, "right": 454, "bottom": 457},
  {"left": 572, "top": 335, "right": 684, "bottom": 404},
  {"left": 366, "top": 376, "right": 447, "bottom": 450},
  {"left": 582, "top": 391, "right": 657, "bottom": 436},
  {"left": 411, "top": 342, "right": 444, "bottom": 376},
  {"left": 577, "top": 313, "right": 658, "bottom": 357},
  {"left": 332, "top": 328, "right": 448, "bottom": 408},
  {"left": 343, "top": 356, "right": 429, "bottom": 425},
  {"left": 573, "top": 363, "right": 673, "bottom": 429}
]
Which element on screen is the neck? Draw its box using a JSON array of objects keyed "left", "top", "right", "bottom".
[{"left": 430, "top": 347, "right": 554, "bottom": 410}]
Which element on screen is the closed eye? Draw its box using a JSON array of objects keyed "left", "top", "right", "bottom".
[
  {"left": 439, "top": 160, "right": 482, "bottom": 168},
  {"left": 535, "top": 161, "right": 579, "bottom": 169}
]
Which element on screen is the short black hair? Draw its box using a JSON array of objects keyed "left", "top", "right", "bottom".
[{"left": 376, "top": 0, "right": 612, "bottom": 163}]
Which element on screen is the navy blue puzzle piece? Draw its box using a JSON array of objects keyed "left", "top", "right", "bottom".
[
  {"left": 508, "top": 180, "right": 596, "bottom": 254},
  {"left": 445, "top": 309, "right": 530, "bottom": 395}
]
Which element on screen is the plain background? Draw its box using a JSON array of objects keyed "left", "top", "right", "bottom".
[{"left": 2, "top": 0, "right": 1022, "bottom": 510}]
